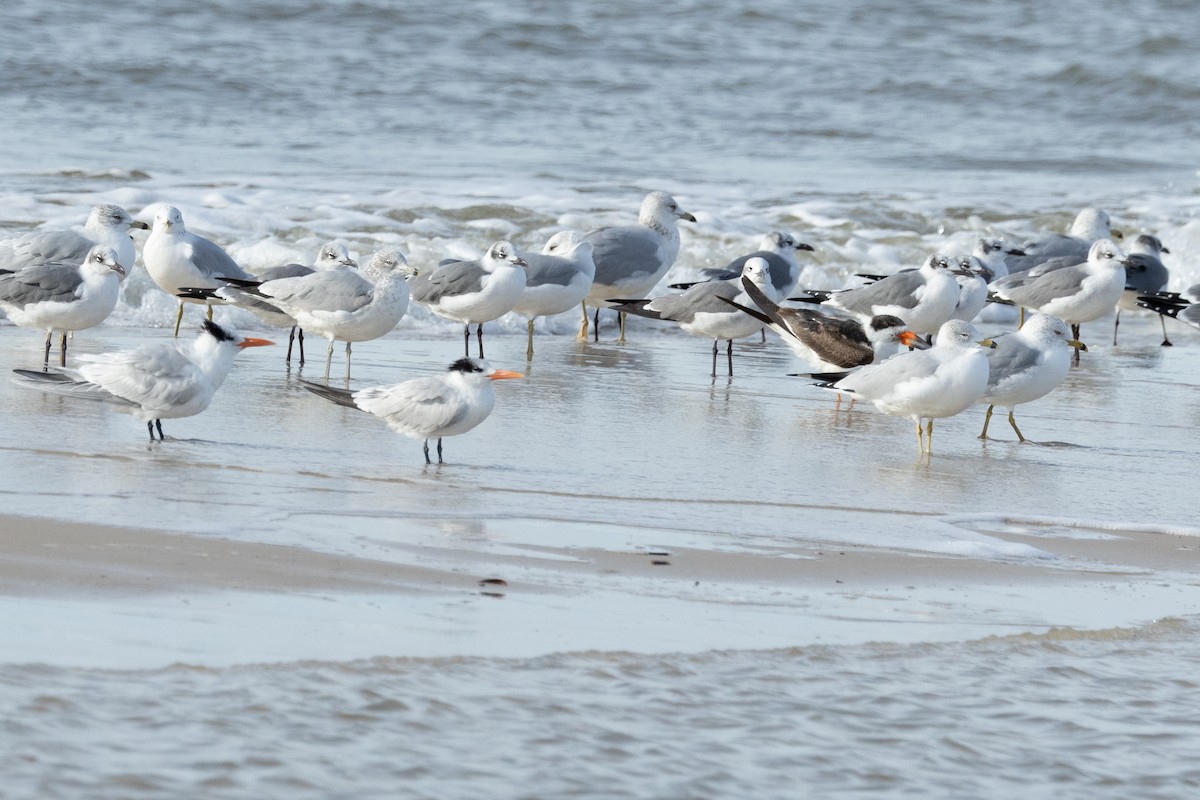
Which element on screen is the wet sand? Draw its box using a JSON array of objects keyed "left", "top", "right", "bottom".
[{"left": 1, "top": 313, "right": 1199, "bottom": 666}]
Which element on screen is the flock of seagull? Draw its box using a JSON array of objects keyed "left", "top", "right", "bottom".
[{"left": 0, "top": 193, "right": 1192, "bottom": 460}]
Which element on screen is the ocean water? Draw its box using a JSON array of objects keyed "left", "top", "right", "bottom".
[{"left": 2, "top": 0, "right": 1200, "bottom": 796}]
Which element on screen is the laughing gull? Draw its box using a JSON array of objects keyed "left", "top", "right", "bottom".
[
  {"left": 671, "top": 231, "right": 815, "bottom": 296},
  {"left": 142, "top": 206, "right": 255, "bottom": 336},
  {"left": 0, "top": 245, "right": 125, "bottom": 368},
  {"left": 582, "top": 191, "right": 696, "bottom": 342},
  {"left": 949, "top": 254, "right": 992, "bottom": 322},
  {"left": 611, "top": 257, "right": 777, "bottom": 377},
  {"left": 14, "top": 320, "right": 272, "bottom": 441},
  {"left": 1115, "top": 233, "right": 1170, "bottom": 346},
  {"left": 793, "top": 254, "right": 964, "bottom": 336},
  {"left": 301, "top": 357, "right": 523, "bottom": 465},
  {"left": 826, "top": 319, "right": 996, "bottom": 455},
  {"left": 977, "top": 313, "right": 1087, "bottom": 442},
  {"left": 0, "top": 204, "right": 148, "bottom": 279},
  {"left": 722, "top": 276, "right": 925, "bottom": 374},
  {"left": 410, "top": 241, "right": 528, "bottom": 359},
  {"left": 1004, "top": 207, "right": 1120, "bottom": 274},
  {"left": 989, "top": 238, "right": 1128, "bottom": 364},
  {"left": 510, "top": 231, "right": 595, "bottom": 359}
]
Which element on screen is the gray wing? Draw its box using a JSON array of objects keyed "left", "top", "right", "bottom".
[
  {"left": 0, "top": 264, "right": 85, "bottom": 308},
  {"left": 996, "top": 266, "right": 1088, "bottom": 307},
  {"left": 1005, "top": 235, "right": 1088, "bottom": 274},
  {"left": 830, "top": 270, "right": 924, "bottom": 314},
  {"left": 586, "top": 225, "right": 663, "bottom": 287},
  {"left": 261, "top": 270, "right": 374, "bottom": 313},
  {"left": 0, "top": 229, "right": 93, "bottom": 270},
  {"left": 522, "top": 253, "right": 582, "bottom": 288},
  {"left": 984, "top": 337, "right": 1041, "bottom": 392},
  {"left": 354, "top": 378, "right": 466, "bottom": 435},
  {"left": 254, "top": 263, "right": 313, "bottom": 281},
  {"left": 191, "top": 236, "right": 253, "bottom": 281},
  {"left": 648, "top": 281, "right": 738, "bottom": 322},
  {"left": 1122, "top": 254, "right": 1168, "bottom": 293},
  {"left": 835, "top": 349, "right": 940, "bottom": 397},
  {"left": 409, "top": 260, "right": 485, "bottom": 304}
]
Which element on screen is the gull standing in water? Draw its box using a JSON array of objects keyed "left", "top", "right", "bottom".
[
  {"left": 1004, "top": 207, "right": 1120, "bottom": 274},
  {"left": 793, "top": 254, "right": 965, "bottom": 336},
  {"left": 723, "top": 277, "right": 926, "bottom": 374},
  {"left": 610, "top": 257, "right": 777, "bottom": 377},
  {"left": 0, "top": 204, "right": 148, "bottom": 279},
  {"left": 14, "top": 320, "right": 272, "bottom": 441},
  {"left": 828, "top": 319, "right": 996, "bottom": 455},
  {"left": 220, "top": 248, "right": 416, "bottom": 382},
  {"left": 301, "top": 357, "right": 523, "bottom": 465},
  {"left": 582, "top": 191, "right": 696, "bottom": 342},
  {"left": 1115, "top": 233, "right": 1170, "bottom": 346},
  {"left": 0, "top": 245, "right": 125, "bottom": 368},
  {"left": 181, "top": 241, "right": 358, "bottom": 363},
  {"left": 142, "top": 206, "right": 255, "bottom": 336},
  {"left": 989, "top": 239, "right": 1128, "bottom": 364},
  {"left": 977, "top": 313, "right": 1087, "bottom": 442},
  {"left": 510, "top": 232, "right": 595, "bottom": 359},
  {"left": 410, "top": 241, "right": 528, "bottom": 359}
]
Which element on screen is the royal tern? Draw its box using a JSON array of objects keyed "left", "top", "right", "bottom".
[
  {"left": 220, "top": 248, "right": 415, "bottom": 382},
  {"left": 300, "top": 357, "right": 522, "bottom": 464},
  {"left": 977, "top": 313, "right": 1087, "bottom": 442},
  {"left": 0, "top": 245, "right": 125, "bottom": 368},
  {"left": 1004, "top": 208, "right": 1120, "bottom": 274},
  {"left": 612, "top": 257, "right": 776, "bottom": 377},
  {"left": 582, "top": 191, "right": 696, "bottom": 342},
  {"left": 410, "top": 241, "right": 528, "bottom": 358},
  {"left": 723, "top": 276, "right": 925, "bottom": 373},
  {"left": 793, "top": 254, "right": 964, "bottom": 336},
  {"left": 828, "top": 319, "right": 996, "bottom": 454},
  {"left": 142, "top": 206, "right": 254, "bottom": 336},
  {"left": 0, "top": 204, "right": 148, "bottom": 279},
  {"left": 989, "top": 239, "right": 1128, "bottom": 364},
  {"left": 509, "top": 232, "right": 595, "bottom": 359},
  {"left": 14, "top": 320, "right": 272, "bottom": 441}
]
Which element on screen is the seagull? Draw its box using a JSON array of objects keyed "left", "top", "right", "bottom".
[
  {"left": 1004, "top": 207, "right": 1120, "bottom": 274},
  {"left": 0, "top": 204, "right": 148, "bottom": 279},
  {"left": 181, "top": 241, "right": 358, "bottom": 363},
  {"left": 722, "top": 276, "right": 926, "bottom": 374},
  {"left": 509, "top": 232, "right": 595, "bottom": 359},
  {"left": 1137, "top": 284, "right": 1200, "bottom": 334},
  {"left": 949, "top": 254, "right": 992, "bottom": 322},
  {"left": 671, "top": 231, "right": 815, "bottom": 296},
  {"left": 967, "top": 236, "right": 1020, "bottom": 280},
  {"left": 989, "top": 239, "right": 1128, "bottom": 364},
  {"left": 1115, "top": 233, "right": 1170, "bottom": 346},
  {"left": 0, "top": 245, "right": 125, "bottom": 368},
  {"left": 610, "top": 257, "right": 777, "bottom": 377},
  {"left": 410, "top": 241, "right": 528, "bottom": 359},
  {"left": 827, "top": 319, "right": 996, "bottom": 454},
  {"left": 13, "top": 319, "right": 272, "bottom": 441},
  {"left": 977, "top": 313, "right": 1087, "bottom": 442},
  {"left": 582, "top": 191, "right": 696, "bottom": 342},
  {"left": 793, "top": 254, "right": 964, "bottom": 336},
  {"left": 142, "top": 206, "right": 255, "bottom": 337},
  {"left": 217, "top": 248, "right": 416, "bottom": 382},
  {"left": 300, "top": 357, "right": 523, "bottom": 464}
]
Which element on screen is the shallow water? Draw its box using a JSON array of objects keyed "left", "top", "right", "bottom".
[{"left": 3, "top": 0, "right": 1200, "bottom": 796}]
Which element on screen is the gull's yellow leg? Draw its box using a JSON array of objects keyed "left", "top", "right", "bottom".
[
  {"left": 979, "top": 404, "right": 995, "bottom": 440},
  {"left": 206, "top": 303, "right": 214, "bottom": 321},
  {"left": 916, "top": 420, "right": 925, "bottom": 453},
  {"left": 1007, "top": 410, "right": 1026, "bottom": 443},
  {"left": 173, "top": 301, "right": 184, "bottom": 337},
  {"left": 578, "top": 302, "right": 589, "bottom": 341},
  {"left": 926, "top": 420, "right": 935, "bottom": 454}
]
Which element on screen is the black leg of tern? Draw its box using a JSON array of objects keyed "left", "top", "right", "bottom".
[
  {"left": 423, "top": 438, "right": 431, "bottom": 464},
  {"left": 59, "top": 331, "right": 68, "bottom": 368},
  {"left": 437, "top": 438, "right": 444, "bottom": 463},
  {"left": 476, "top": 323, "right": 485, "bottom": 359},
  {"left": 726, "top": 339, "right": 733, "bottom": 376},
  {"left": 298, "top": 328, "right": 306, "bottom": 364},
  {"left": 155, "top": 420, "right": 164, "bottom": 441},
  {"left": 43, "top": 331, "right": 52, "bottom": 370},
  {"left": 286, "top": 326, "right": 296, "bottom": 362},
  {"left": 593, "top": 307, "right": 600, "bottom": 342},
  {"left": 463, "top": 323, "right": 471, "bottom": 357}
]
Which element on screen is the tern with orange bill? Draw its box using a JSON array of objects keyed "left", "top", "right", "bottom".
[
  {"left": 300, "top": 357, "right": 523, "bottom": 464},
  {"left": 14, "top": 320, "right": 273, "bottom": 441}
]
